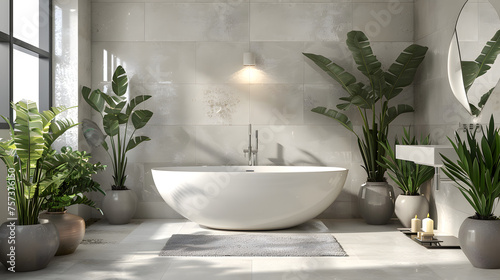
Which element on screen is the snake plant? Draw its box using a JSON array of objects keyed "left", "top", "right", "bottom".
[
  {"left": 0, "top": 100, "right": 77, "bottom": 225},
  {"left": 82, "top": 66, "right": 153, "bottom": 190},
  {"left": 442, "top": 116, "right": 500, "bottom": 220},
  {"left": 303, "top": 30, "right": 428, "bottom": 182},
  {"left": 379, "top": 128, "right": 435, "bottom": 195}
]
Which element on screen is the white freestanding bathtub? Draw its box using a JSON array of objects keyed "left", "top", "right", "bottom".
[{"left": 151, "top": 166, "right": 348, "bottom": 230}]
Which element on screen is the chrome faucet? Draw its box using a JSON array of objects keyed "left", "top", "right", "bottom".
[{"left": 243, "top": 124, "right": 258, "bottom": 166}]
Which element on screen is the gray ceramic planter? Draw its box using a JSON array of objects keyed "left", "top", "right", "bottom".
[
  {"left": 39, "top": 211, "right": 85, "bottom": 255},
  {"left": 0, "top": 219, "right": 59, "bottom": 272},
  {"left": 394, "top": 195, "right": 429, "bottom": 228},
  {"left": 358, "top": 181, "right": 395, "bottom": 225},
  {"left": 458, "top": 218, "right": 500, "bottom": 269},
  {"left": 102, "top": 189, "right": 138, "bottom": 225}
]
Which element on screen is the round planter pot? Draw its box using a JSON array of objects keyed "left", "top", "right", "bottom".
[
  {"left": 394, "top": 195, "right": 429, "bottom": 228},
  {"left": 102, "top": 189, "right": 138, "bottom": 225},
  {"left": 39, "top": 211, "right": 85, "bottom": 256},
  {"left": 358, "top": 181, "right": 395, "bottom": 225},
  {"left": 458, "top": 217, "right": 500, "bottom": 269},
  {"left": 0, "top": 219, "right": 59, "bottom": 272}
]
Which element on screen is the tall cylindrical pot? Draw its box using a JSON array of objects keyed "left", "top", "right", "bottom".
[
  {"left": 102, "top": 189, "right": 138, "bottom": 225},
  {"left": 0, "top": 219, "right": 59, "bottom": 272},
  {"left": 394, "top": 194, "right": 429, "bottom": 228},
  {"left": 358, "top": 181, "right": 395, "bottom": 225},
  {"left": 39, "top": 211, "right": 85, "bottom": 256},
  {"left": 458, "top": 218, "right": 500, "bottom": 269}
]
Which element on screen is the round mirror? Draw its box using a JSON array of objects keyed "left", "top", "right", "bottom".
[{"left": 447, "top": 0, "right": 500, "bottom": 116}]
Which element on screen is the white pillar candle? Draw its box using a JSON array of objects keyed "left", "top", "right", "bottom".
[
  {"left": 422, "top": 213, "right": 434, "bottom": 233},
  {"left": 411, "top": 215, "right": 421, "bottom": 232}
]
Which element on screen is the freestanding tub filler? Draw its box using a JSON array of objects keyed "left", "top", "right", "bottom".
[{"left": 152, "top": 166, "right": 348, "bottom": 230}]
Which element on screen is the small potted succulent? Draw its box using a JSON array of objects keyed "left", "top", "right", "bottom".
[
  {"left": 379, "top": 128, "right": 435, "bottom": 228},
  {"left": 40, "top": 146, "right": 105, "bottom": 255},
  {"left": 81, "top": 65, "right": 153, "bottom": 224},
  {"left": 442, "top": 115, "right": 500, "bottom": 269}
]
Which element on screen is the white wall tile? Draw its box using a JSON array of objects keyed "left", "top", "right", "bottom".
[
  {"left": 250, "top": 84, "right": 304, "bottom": 125},
  {"left": 195, "top": 126, "right": 250, "bottom": 166},
  {"left": 92, "top": 3, "right": 145, "bottom": 42},
  {"left": 143, "top": 84, "right": 250, "bottom": 126},
  {"left": 250, "top": 3, "right": 352, "bottom": 41},
  {"left": 145, "top": 3, "right": 249, "bottom": 41},
  {"left": 353, "top": 2, "right": 413, "bottom": 42},
  {"left": 92, "top": 42, "right": 196, "bottom": 86},
  {"left": 251, "top": 42, "right": 304, "bottom": 84},
  {"left": 196, "top": 42, "right": 249, "bottom": 84}
]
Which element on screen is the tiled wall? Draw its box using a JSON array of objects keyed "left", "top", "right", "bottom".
[
  {"left": 88, "top": 0, "right": 416, "bottom": 219},
  {"left": 414, "top": 0, "right": 500, "bottom": 235}
]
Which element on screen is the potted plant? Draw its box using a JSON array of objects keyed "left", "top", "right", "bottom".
[
  {"left": 0, "top": 100, "right": 77, "bottom": 272},
  {"left": 441, "top": 116, "right": 500, "bottom": 269},
  {"left": 303, "top": 30, "right": 428, "bottom": 224},
  {"left": 81, "top": 65, "right": 153, "bottom": 224},
  {"left": 39, "top": 146, "right": 106, "bottom": 255},
  {"left": 379, "top": 128, "right": 435, "bottom": 228}
]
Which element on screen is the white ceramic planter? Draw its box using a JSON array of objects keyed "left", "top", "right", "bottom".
[
  {"left": 102, "top": 189, "right": 138, "bottom": 225},
  {"left": 0, "top": 219, "right": 59, "bottom": 272},
  {"left": 459, "top": 218, "right": 500, "bottom": 269},
  {"left": 394, "top": 195, "right": 429, "bottom": 228},
  {"left": 358, "top": 181, "right": 395, "bottom": 225}
]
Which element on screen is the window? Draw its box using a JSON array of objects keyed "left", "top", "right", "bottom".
[{"left": 0, "top": 0, "right": 52, "bottom": 128}]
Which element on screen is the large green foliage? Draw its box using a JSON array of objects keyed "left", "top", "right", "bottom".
[
  {"left": 379, "top": 128, "right": 435, "bottom": 195},
  {"left": 461, "top": 30, "right": 500, "bottom": 116},
  {"left": 42, "top": 147, "right": 106, "bottom": 212},
  {"left": 442, "top": 116, "right": 500, "bottom": 220},
  {"left": 82, "top": 66, "right": 153, "bottom": 190},
  {"left": 303, "top": 30, "right": 428, "bottom": 182},
  {"left": 0, "top": 101, "right": 78, "bottom": 225}
]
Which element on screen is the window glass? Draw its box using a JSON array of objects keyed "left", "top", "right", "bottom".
[
  {"left": 13, "top": 0, "right": 40, "bottom": 48},
  {"left": 13, "top": 48, "right": 39, "bottom": 106},
  {"left": 0, "top": 44, "right": 9, "bottom": 121},
  {"left": 0, "top": 0, "right": 8, "bottom": 34}
]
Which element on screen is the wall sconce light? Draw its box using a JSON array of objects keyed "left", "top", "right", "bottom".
[{"left": 243, "top": 52, "right": 255, "bottom": 66}]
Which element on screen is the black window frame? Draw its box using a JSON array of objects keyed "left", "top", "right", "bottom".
[{"left": 0, "top": 0, "right": 53, "bottom": 129}]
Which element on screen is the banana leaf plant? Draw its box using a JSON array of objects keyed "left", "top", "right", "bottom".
[
  {"left": 441, "top": 115, "right": 500, "bottom": 220},
  {"left": 461, "top": 30, "right": 500, "bottom": 117},
  {"left": 0, "top": 100, "right": 78, "bottom": 225},
  {"left": 81, "top": 65, "right": 153, "bottom": 190},
  {"left": 303, "top": 30, "right": 428, "bottom": 182},
  {"left": 42, "top": 146, "right": 106, "bottom": 213},
  {"left": 379, "top": 128, "right": 435, "bottom": 195}
]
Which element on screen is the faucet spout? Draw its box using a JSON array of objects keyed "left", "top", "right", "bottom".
[{"left": 243, "top": 124, "right": 258, "bottom": 166}]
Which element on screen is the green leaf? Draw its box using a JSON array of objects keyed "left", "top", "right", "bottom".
[
  {"left": 384, "top": 104, "right": 414, "bottom": 127},
  {"left": 82, "top": 87, "right": 105, "bottom": 113},
  {"left": 303, "top": 52, "right": 357, "bottom": 92},
  {"left": 311, "top": 107, "right": 354, "bottom": 133},
  {"left": 131, "top": 110, "right": 153, "bottom": 130},
  {"left": 461, "top": 61, "right": 480, "bottom": 93},
  {"left": 112, "top": 65, "right": 129, "bottom": 97},
  {"left": 103, "top": 114, "right": 120, "bottom": 136},
  {"left": 384, "top": 44, "right": 428, "bottom": 100},
  {"left": 346, "top": 31, "right": 385, "bottom": 95},
  {"left": 126, "top": 136, "right": 151, "bottom": 152},
  {"left": 126, "top": 95, "right": 152, "bottom": 116},
  {"left": 13, "top": 100, "right": 45, "bottom": 165}
]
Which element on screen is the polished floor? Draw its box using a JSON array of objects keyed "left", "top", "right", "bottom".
[{"left": 1, "top": 219, "right": 499, "bottom": 279}]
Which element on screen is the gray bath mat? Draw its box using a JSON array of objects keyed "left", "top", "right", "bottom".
[{"left": 159, "top": 234, "right": 347, "bottom": 257}]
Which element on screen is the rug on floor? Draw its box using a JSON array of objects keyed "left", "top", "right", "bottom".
[{"left": 159, "top": 234, "right": 348, "bottom": 257}]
